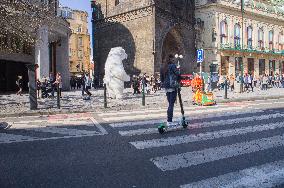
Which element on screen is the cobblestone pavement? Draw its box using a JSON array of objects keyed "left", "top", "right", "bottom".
[{"left": 1, "top": 86, "right": 284, "bottom": 116}]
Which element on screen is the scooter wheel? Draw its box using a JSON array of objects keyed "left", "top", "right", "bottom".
[
  {"left": 158, "top": 127, "right": 165, "bottom": 134},
  {"left": 182, "top": 122, "right": 188, "bottom": 128}
]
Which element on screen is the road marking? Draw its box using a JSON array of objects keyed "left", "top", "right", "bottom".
[
  {"left": 90, "top": 117, "right": 108, "bottom": 135},
  {"left": 30, "top": 127, "right": 99, "bottom": 136},
  {"left": 98, "top": 105, "right": 230, "bottom": 117},
  {"left": 0, "top": 117, "right": 108, "bottom": 144},
  {"left": 131, "top": 121, "right": 284, "bottom": 149},
  {"left": 103, "top": 106, "right": 248, "bottom": 122},
  {"left": 151, "top": 134, "right": 284, "bottom": 171},
  {"left": 0, "top": 133, "right": 36, "bottom": 143},
  {"left": 110, "top": 109, "right": 263, "bottom": 128},
  {"left": 120, "top": 113, "right": 284, "bottom": 137},
  {"left": 180, "top": 160, "right": 284, "bottom": 188}
]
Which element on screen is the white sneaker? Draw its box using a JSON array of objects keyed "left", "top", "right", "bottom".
[{"left": 167, "top": 122, "right": 176, "bottom": 127}]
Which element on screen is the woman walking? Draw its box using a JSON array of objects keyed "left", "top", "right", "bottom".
[
  {"left": 160, "top": 54, "right": 180, "bottom": 126},
  {"left": 55, "top": 72, "right": 62, "bottom": 97}
]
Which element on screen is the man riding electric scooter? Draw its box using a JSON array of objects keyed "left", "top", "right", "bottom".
[{"left": 158, "top": 54, "right": 188, "bottom": 134}]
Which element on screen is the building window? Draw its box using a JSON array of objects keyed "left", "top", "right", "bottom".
[
  {"left": 81, "top": 15, "right": 85, "bottom": 21},
  {"left": 269, "top": 30, "right": 274, "bottom": 51},
  {"left": 69, "top": 48, "right": 72, "bottom": 57},
  {"left": 234, "top": 24, "right": 241, "bottom": 48},
  {"left": 235, "top": 57, "right": 243, "bottom": 77},
  {"left": 77, "top": 26, "right": 82, "bottom": 33},
  {"left": 247, "top": 26, "right": 253, "bottom": 49},
  {"left": 259, "top": 59, "right": 266, "bottom": 76},
  {"left": 279, "top": 32, "right": 283, "bottom": 51},
  {"left": 115, "top": 0, "right": 119, "bottom": 6},
  {"left": 220, "top": 20, "right": 228, "bottom": 44},
  {"left": 78, "top": 37, "right": 83, "bottom": 47},
  {"left": 258, "top": 28, "right": 264, "bottom": 50},
  {"left": 269, "top": 60, "right": 276, "bottom": 76},
  {"left": 78, "top": 51, "right": 83, "bottom": 59}
]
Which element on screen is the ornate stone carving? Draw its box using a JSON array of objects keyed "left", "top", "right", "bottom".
[{"left": 96, "top": 6, "right": 153, "bottom": 28}]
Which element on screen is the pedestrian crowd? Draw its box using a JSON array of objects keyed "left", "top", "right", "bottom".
[
  {"left": 215, "top": 72, "right": 284, "bottom": 93},
  {"left": 131, "top": 73, "right": 161, "bottom": 95},
  {"left": 35, "top": 72, "right": 62, "bottom": 98}
]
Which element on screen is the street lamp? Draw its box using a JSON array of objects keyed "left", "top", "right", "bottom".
[
  {"left": 175, "top": 54, "right": 183, "bottom": 69},
  {"left": 240, "top": 0, "right": 245, "bottom": 93}
]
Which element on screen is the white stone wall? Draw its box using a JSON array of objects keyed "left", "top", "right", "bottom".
[
  {"left": 35, "top": 25, "right": 50, "bottom": 80},
  {"left": 56, "top": 37, "right": 70, "bottom": 91}
]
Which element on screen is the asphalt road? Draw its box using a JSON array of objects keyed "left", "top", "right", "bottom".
[{"left": 1, "top": 99, "right": 284, "bottom": 188}]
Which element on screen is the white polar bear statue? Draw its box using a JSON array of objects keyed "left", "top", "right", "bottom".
[{"left": 104, "top": 47, "right": 130, "bottom": 99}]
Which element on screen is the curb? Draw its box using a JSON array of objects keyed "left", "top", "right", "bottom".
[
  {"left": 216, "top": 95, "right": 284, "bottom": 103},
  {"left": 1, "top": 95, "right": 284, "bottom": 118}
]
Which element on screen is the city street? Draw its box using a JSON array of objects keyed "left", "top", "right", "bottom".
[{"left": 1, "top": 99, "right": 284, "bottom": 187}]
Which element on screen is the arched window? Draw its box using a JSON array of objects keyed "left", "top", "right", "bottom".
[
  {"left": 115, "top": 0, "right": 119, "bottom": 6},
  {"left": 247, "top": 26, "right": 253, "bottom": 49},
  {"left": 279, "top": 32, "right": 283, "bottom": 51},
  {"left": 269, "top": 30, "right": 274, "bottom": 50},
  {"left": 258, "top": 28, "right": 264, "bottom": 49},
  {"left": 234, "top": 24, "right": 241, "bottom": 48},
  {"left": 220, "top": 20, "right": 228, "bottom": 44}
]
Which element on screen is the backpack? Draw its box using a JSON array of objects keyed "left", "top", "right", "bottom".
[{"left": 168, "top": 65, "right": 179, "bottom": 88}]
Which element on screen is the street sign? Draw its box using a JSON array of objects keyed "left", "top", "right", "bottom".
[{"left": 197, "top": 49, "right": 204, "bottom": 63}]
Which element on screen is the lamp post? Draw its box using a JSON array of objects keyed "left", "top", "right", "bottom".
[
  {"left": 175, "top": 54, "right": 183, "bottom": 70},
  {"left": 240, "top": 0, "right": 245, "bottom": 93}
]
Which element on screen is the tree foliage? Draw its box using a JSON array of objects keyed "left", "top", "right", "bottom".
[{"left": 0, "top": 0, "right": 57, "bottom": 49}]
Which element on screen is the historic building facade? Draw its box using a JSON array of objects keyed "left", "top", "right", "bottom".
[
  {"left": 92, "top": 0, "right": 196, "bottom": 84},
  {"left": 0, "top": 0, "right": 71, "bottom": 92},
  {"left": 196, "top": 0, "right": 284, "bottom": 77},
  {"left": 59, "top": 7, "right": 91, "bottom": 76}
]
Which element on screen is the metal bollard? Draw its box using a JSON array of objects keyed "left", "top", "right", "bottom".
[
  {"left": 104, "top": 83, "right": 107, "bottom": 108},
  {"left": 142, "top": 82, "right": 145, "bottom": 106},
  {"left": 57, "top": 84, "right": 60, "bottom": 109},
  {"left": 224, "top": 79, "right": 228, "bottom": 99}
]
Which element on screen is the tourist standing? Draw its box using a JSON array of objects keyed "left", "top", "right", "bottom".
[
  {"left": 48, "top": 72, "right": 55, "bottom": 97},
  {"left": 55, "top": 72, "right": 62, "bottom": 97},
  {"left": 229, "top": 74, "right": 235, "bottom": 91}
]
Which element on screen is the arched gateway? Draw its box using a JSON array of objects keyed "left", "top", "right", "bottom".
[{"left": 94, "top": 0, "right": 196, "bottom": 79}]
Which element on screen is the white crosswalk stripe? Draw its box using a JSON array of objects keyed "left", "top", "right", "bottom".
[
  {"left": 150, "top": 134, "right": 284, "bottom": 171},
  {"left": 130, "top": 121, "right": 284, "bottom": 149},
  {"left": 120, "top": 113, "right": 284, "bottom": 137},
  {"left": 100, "top": 104, "right": 284, "bottom": 187},
  {"left": 109, "top": 109, "right": 263, "bottom": 128},
  {"left": 180, "top": 159, "right": 284, "bottom": 188},
  {"left": 102, "top": 106, "right": 249, "bottom": 122}
]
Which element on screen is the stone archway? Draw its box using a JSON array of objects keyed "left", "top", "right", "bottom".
[
  {"left": 160, "top": 26, "right": 186, "bottom": 73},
  {"left": 162, "top": 27, "right": 185, "bottom": 63}
]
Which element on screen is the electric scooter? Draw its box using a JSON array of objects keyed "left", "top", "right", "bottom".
[{"left": 158, "top": 87, "right": 188, "bottom": 134}]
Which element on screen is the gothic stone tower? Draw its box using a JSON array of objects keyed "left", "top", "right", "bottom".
[{"left": 93, "top": 0, "right": 196, "bottom": 80}]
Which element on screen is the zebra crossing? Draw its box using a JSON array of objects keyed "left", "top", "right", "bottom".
[
  {"left": 100, "top": 103, "right": 284, "bottom": 187},
  {"left": 0, "top": 114, "right": 107, "bottom": 144}
]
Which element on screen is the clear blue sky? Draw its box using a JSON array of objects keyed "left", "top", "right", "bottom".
[{"left": 59, "top": 0, "right": 93, "bottom": 52}]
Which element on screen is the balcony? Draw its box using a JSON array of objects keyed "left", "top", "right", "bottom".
[{"left": 219, "top": 43, "right": 284, "bottom": 56}]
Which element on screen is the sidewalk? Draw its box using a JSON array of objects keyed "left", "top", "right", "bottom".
[{"left": 1, "top": 87, "right": 284, "bottom": 118}]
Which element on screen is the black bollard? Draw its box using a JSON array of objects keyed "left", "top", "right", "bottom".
[
  {"left": 224, "top": 79, "right": 228, "bottom": 99},
  {"left": 26, "top": 64, "right": 38, "bottom": 110},
  {"left": 104, "top": 83, "right": 107, "bottom": 108},
  {"left": 57, "top": 84, "right": 60, "bottom": 109},
  {"left": 142, "top": 82, "right": 145, "bottom": 106}
]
